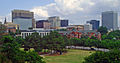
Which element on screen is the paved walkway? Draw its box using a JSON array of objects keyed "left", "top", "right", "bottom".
[{"left": 66, "top": 46, "right": 110, "bottom": 52}]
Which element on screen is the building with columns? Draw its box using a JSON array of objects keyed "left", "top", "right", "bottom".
[{"left": 21, "top": 30, "right": 51, "bottom": 38}]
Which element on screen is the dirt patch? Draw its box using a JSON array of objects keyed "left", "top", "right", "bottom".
[{"left": 46, "top": 52, "right": 67, "bottom": 56}]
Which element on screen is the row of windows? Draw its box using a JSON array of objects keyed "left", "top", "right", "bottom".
[{"left": 21, "top": 32, "right": 50, "bottom": 38}]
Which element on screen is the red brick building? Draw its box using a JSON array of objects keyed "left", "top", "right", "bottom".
[{"left": 59, "top": 30, "right": 101, "bottom": 40}]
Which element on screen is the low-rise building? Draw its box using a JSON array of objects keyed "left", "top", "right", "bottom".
[
  {"left": 84, "top": 24, "right": 92, "bottom": 30},
  {"left": 67, "top": 25, "right": 84, "bottom": 31},
  {"left": 58, "top": 30, "right": 101, "bottom": 40},
  {"left": 21, "top": 30, "right": 51, "bottom": 38},
  {"left": 4, "top": 22, "right": 19, "bottom": 33}
]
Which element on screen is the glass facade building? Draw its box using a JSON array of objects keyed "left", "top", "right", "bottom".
[
  {"left": 102, "top": 11, "right": 118, "bottom": 30},
  {"left": 61, "top": 20, "right": 68, "bottom": 27},
  {"left": 87, "top": 20, "right": 100, "bottom": 30},
  {"left": 13, "top": 18, "right": 32, "bottom": 30},
  {"left": 12, "top": 10, "right": 34, "bottom": 30}
]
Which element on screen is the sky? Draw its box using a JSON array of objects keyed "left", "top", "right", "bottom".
[{"left": 0, "top": 0, "right": 120, "bottom": 26}]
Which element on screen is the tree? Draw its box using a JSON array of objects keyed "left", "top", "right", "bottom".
[
  {"left": 0, "top": 24, "right": 7, "bottom": 36},
  {"left": 25, "top": 32, "right": 42, "bottom": 52},
  {"left": 108, "top": 30, "right": 120, "bottom": 40},
  {"left": 70, "top": 38, "right": 81, "bottom": 46},
  {"left": 84, "top": 49, "right": 120, "bottom": 63},
  {"left": 43, "top": 31, "right": 65, "bottom": 54},
  {"left": 25, "top": 51, "right": 45, "bottom": 63},
  {"left": 0, "top": 35, "right": 46, "bottom": 63},
  {"left": 98, "top": 26, "right": 108, "bottom": 35}
]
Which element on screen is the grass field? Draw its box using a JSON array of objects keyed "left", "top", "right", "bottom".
[{"left": 44, "top": 49, "right": 95, "bottom": 63}]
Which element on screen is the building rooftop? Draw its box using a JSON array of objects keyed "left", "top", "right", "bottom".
[{"left": 12, "top": 9, "right": 33, "bottom": 13}]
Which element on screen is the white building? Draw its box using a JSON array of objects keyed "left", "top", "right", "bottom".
[
  {"left": 48, "top": 16, "right": 61, "bottom": 28},
  {"left": 21, "top": 30, "right": 50, "bottom": 38},
  {"left": 84, "top": 24, "right": 92, "bottom": 30}
]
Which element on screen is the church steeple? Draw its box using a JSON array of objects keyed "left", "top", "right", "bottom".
[{"left": 4, "top": 17, "right": 7, "bottom": 24}]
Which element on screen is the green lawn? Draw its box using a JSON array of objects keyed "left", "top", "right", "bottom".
[{"left": 44, "top": 49, "right": 95, "bottom": 63}]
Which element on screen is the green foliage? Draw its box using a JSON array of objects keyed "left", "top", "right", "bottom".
[
  {"left": 108, "top": 30, "right": 120, "bottom": 40},
  {"left": 70, "top": 37, "right": 120, "bottom": 49},
  {"left": 24, "top": 31, "right": 67, "bottom": 54},
  {"left": 98, "top": 26, "right": 108, "bottom": 35},
  {"left": 0, "top": 35, "right": 46, "bottom": 63},
  {"left": 70, "top": 38, "right": 81, "bottom": 46},
  {"left": 25, "top": 32, "right": 42, "bottom": 52},
  {"left": 43, "top": 31, "right": 65, "bottom": 54},
  {"left": 84, "top": 49, "right": 120, "bottom": 63},
  {"left": 26, "top": 51, "right": 45, "bottom": 63}
]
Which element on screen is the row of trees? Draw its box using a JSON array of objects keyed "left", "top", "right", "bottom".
[
  {"left": 24, "top": 31, "right": 67, "bottom": 54},
  {"left": 70, "top": 37, "right": 120, "bottom": 49}
]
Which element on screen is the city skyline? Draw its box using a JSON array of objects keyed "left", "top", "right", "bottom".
[{"left": 0, "top": 0, "right": 120, "bottom": 26}]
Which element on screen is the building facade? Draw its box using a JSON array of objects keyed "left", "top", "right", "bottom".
[
  {"left": 48, "top": 16, "right": 61, "bottom": 29},
  {"left": 67, "top": 25, "right": 84, "bottom": 31},
  {"left": 59, "top": 30, "right": 101, "bottom": 40},
  {"left": 61, "top": 20, "right": 68, "bottom": 27},
  {"left": 21, "top": 30, "right": 50, "bottom": 38},
  {"left": 87, "top": 20, "right": 100, "bottom": 30},
  {"left": 102, "top": 11, "right": 118, "bottom": 30},
  {"left": 84, "top": 24, "right": 92, "bottom": 30},
  {"left": 13, "top": 18, "right": 32, "bottom": 30},
  {"left": 4, "top": 22, "right": 19, "bottom": 33},
  {"left": 12, "top": 10, "right": 35, "bottom": 30},
  {"left": 36, "top": 20, "right": 50, "bottom": 29}
]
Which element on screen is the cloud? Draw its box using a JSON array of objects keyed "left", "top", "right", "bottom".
[
  {"left": 31, "top": 6, "right": 49, "bottom": 19},
  {"left": 30, "top": 0, "right": 120, "bottom": 25},
  {"left": 0, "top": 13, "right": 12, "bottom": 24},
  {"left": 0, "top": 16, "right": 5, "bottom": 23}
]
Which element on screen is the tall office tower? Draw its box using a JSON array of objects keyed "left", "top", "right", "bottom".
[
  {"left": 12, "top": 10, "right": 35, "bottom": 30},
  {"left": 61, "top": 20, "right": 69, "bottom": 27},
  {"left": 87, "top": 20, "right": 100, "bottom": 30},
  {"left": 48, "top": 16, "right": 61, "bottom": 29},
  {"left": 102, "top": 11, "right": 118, "bottom": 30}
]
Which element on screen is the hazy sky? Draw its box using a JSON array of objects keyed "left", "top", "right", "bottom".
[{"left": 0, "top": 0, "right": 120, "bottom": 26}]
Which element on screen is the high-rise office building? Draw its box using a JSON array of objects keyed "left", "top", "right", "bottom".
[
  {"left": 61, "top": 20, "right": 69, "bottom": 27},
  {"left": 102, "top": 11, "right": 118, "bottom": 30},
  {"left": 12, "top": 10, "right": 35, "bottom": 30},
  {"left": 48, "top": 16, "right": 61, "bottom": 29},
  {"left": 87, "top": 20, "right": 100, "bottom": 30}
]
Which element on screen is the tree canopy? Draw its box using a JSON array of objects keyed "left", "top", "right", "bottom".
[
  {"left": 84, "top": 49, "right": 120, "bottom": 63},
  {"left": 98, "top": 26, "right": 108, "bottom": 35}
]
